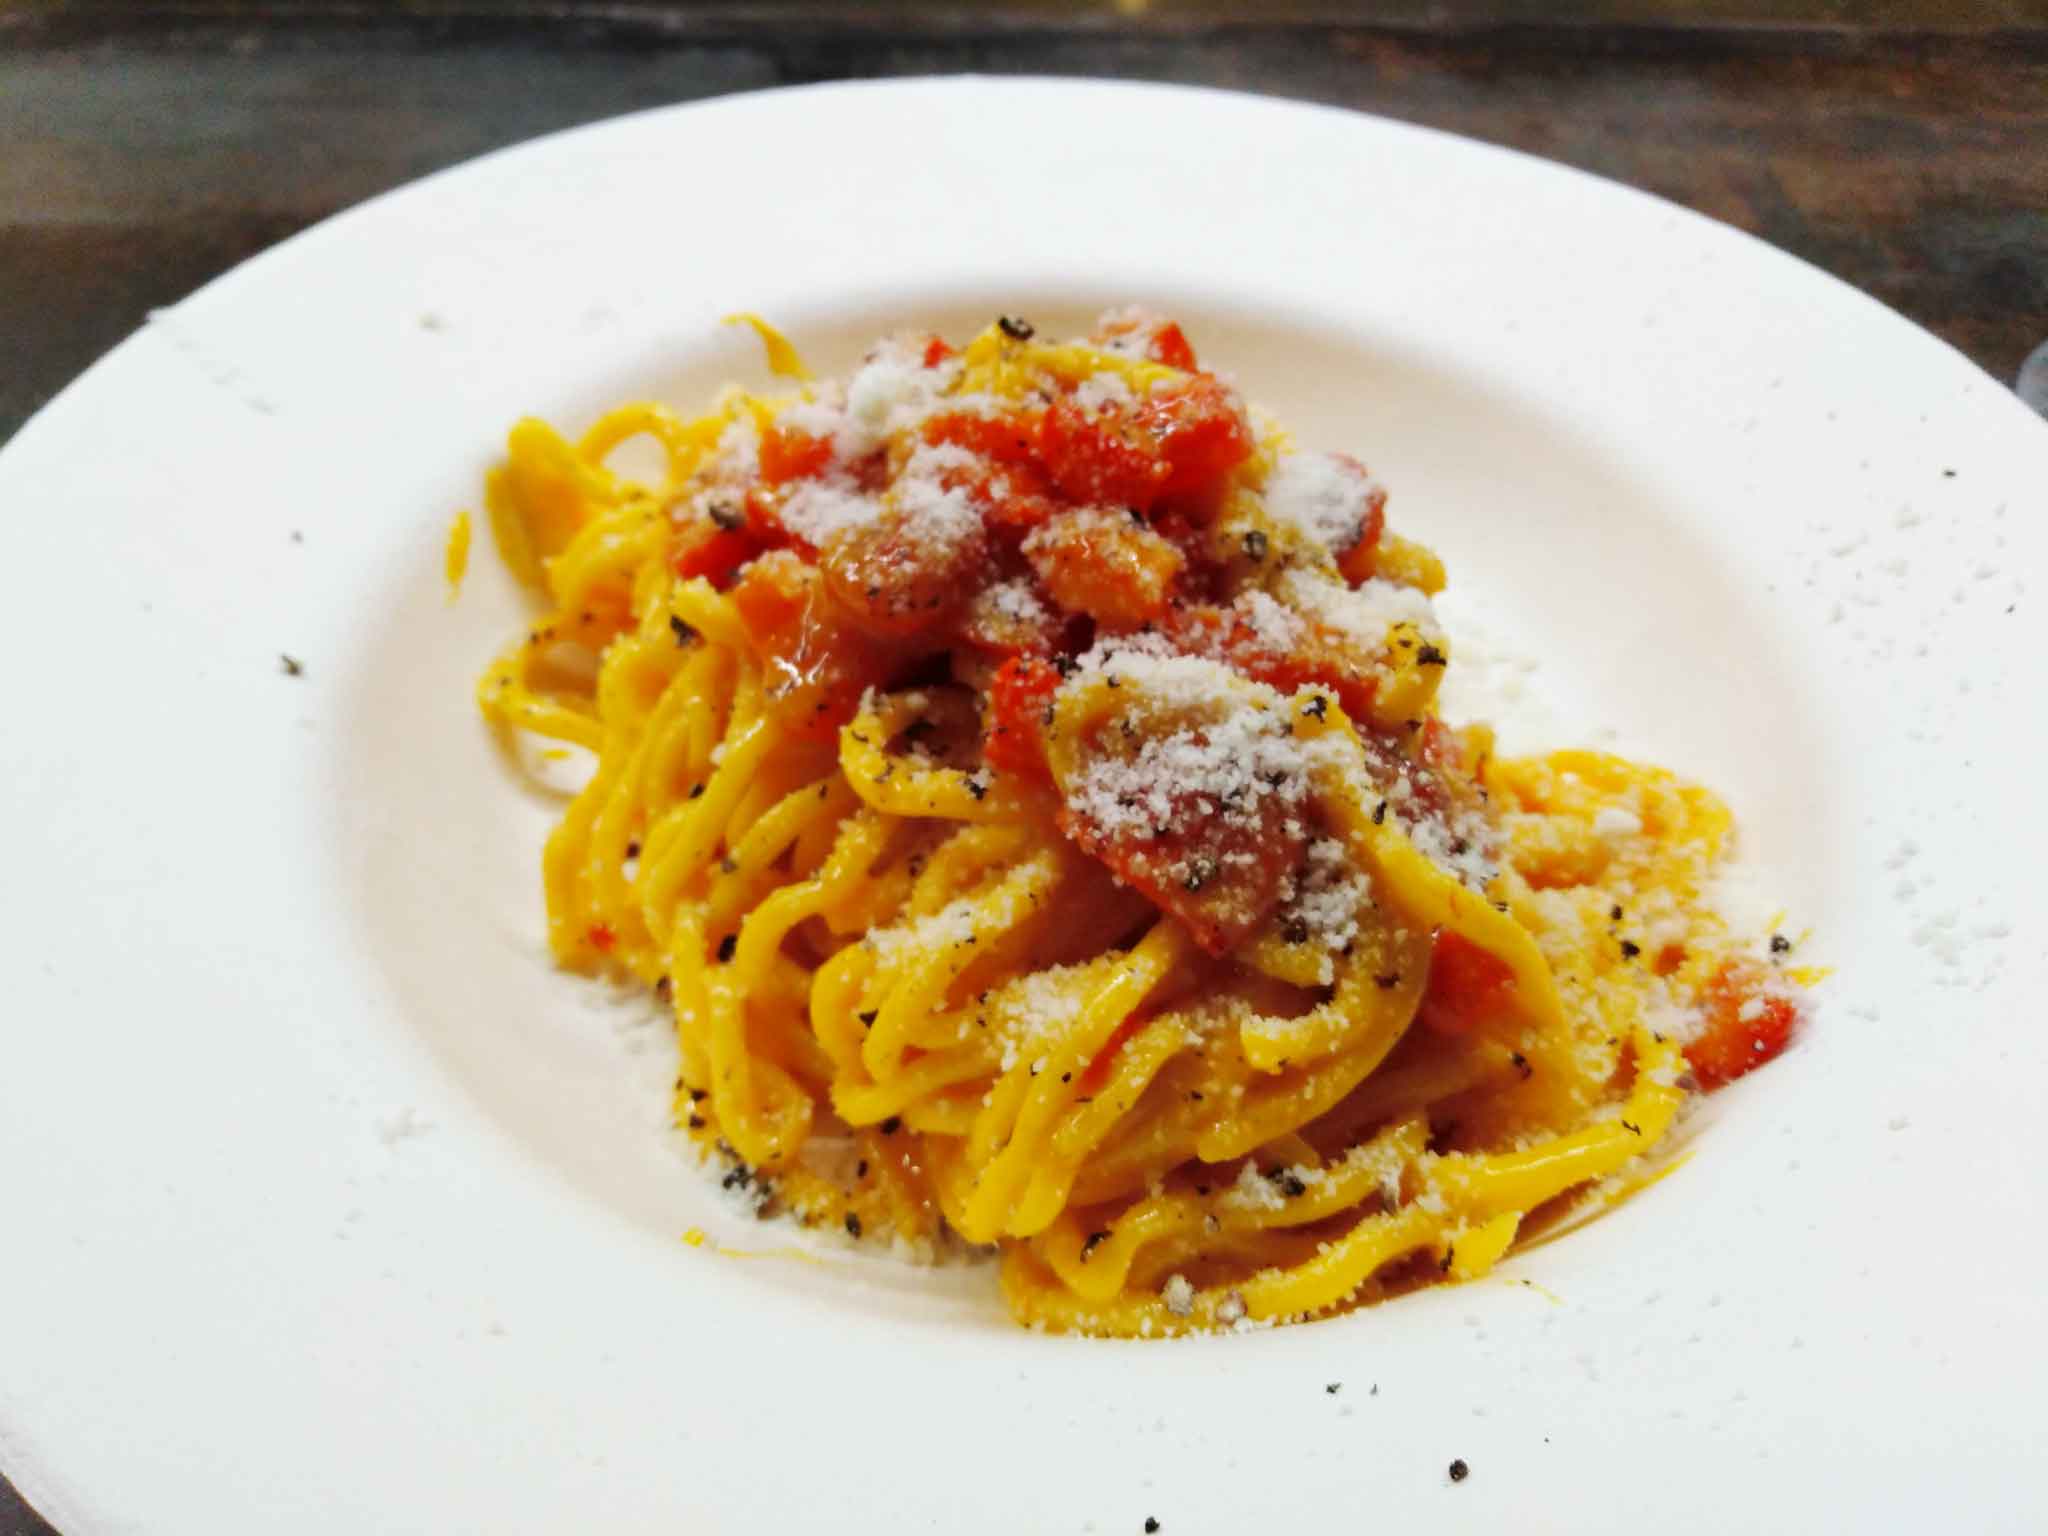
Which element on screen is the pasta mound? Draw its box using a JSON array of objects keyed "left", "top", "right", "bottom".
[{"left": 475, "top": 311, "right": 1807, "bottom": 1336}]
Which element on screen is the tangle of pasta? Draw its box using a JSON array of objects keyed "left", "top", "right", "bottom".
[{"left": 475, "top": 311, "right": 1806, "bottom": 1336}]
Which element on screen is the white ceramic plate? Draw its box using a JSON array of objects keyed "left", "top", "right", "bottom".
[{"left": 4, "top": 78, "right": 2045, "bottom": 1534}]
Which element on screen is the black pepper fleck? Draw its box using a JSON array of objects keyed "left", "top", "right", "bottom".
[
  {"left": 1415, "top": 644, "right": 1448, "bottom": 667},
  {"left": 857, "top": 1010, "right": 877, "bottom": 1027},
  {"left": 997, "top": 315, "right": 1035, "bottom": 340},
  {"left": 1242, "top": 528, "right": 1268, "bottom": 562},
  {"left": 1302, "top": 695, "right": 1328, "bottom": 720},
  {"left": 1372, "top": 800, "right": 1387, "bottom": 826},
  {"left": 879, "top": 1116, "right": 901, "bottom": 1136},
  {"left": 1144, "top": 1521, "right": 1160, "bottom": 1534},
  {"left": 1448, "top": 1458, "right": 1469, "bottom": 1483},
  {"left": 844, "top": 1212, "right": 862, "bottom": 1238},
  {"left": 715, "top": 933, "right": 737, "bottom": 963},
  {"left": 279, "top": 653, "right": 304, "bottom": 677},
  {"left": 1620, "top": 939, "right": 1642, "bottom": 959},
  {"left": 1770, "top": 934, "right": 1793, "bottom": 955}
]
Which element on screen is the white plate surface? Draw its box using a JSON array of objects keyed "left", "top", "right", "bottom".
[{"left": 3, "top": 78, "right": 2045, "bottom": 1534}]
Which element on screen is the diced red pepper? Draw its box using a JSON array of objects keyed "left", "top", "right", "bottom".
[
  {"left": 923, "top": 410, "right": 1044, "bottom": 466},
  {"left": 1685, "top": 959, "right": 1800, "bottom": 1089},
  {"left": 1059, "top": 797, "right": 1303, "bottom": 957},
  {"left": 758, "top": 425, "right": 836, "bottom": 486},
  {"left": 1023, "top": 509, "right": 1184, "bottom": 629},
  {"left": 1089, "top": 309, "right": 1197, "bottom": 371},
  {"left": 1037, "top": 377, "right": 1252, "bottom": 515},
  {"left": 983, "top": 654, "right": 1062, "bottom": 781},
  {"left": 1332, "top": 465, "right": 1389, "bottom": 584},
  {"left": 731, "top": 551, "right": 897, "bottom": 739},
  {"left": 918, "top": 412, "right": 1062, "bottom": 531},
  {"left": 1417, "top": 718, "right": 1464, "bottom": 777},
  {"left": 822, "top": 507, "right": 988, "bottom": 640},
  {"left": 730, "top": 549, "right": 812, "bottom": 635},
  {"left": 587, "top": 921, "right": 617, "bottom": 954},
  {"left": 1419, "top": 931, "right": 1516, "bottom": 1037},
  {"left": 1146, "top": 322, "right": 1198, "bottom": 371},
  {"left": 922, "top": 335, "right": 955, "bottom": 368},
  {"left": 670, "top": 522, "right": 762, "bottom": 588}
]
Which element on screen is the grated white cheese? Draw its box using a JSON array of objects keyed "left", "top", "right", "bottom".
[
  {"left": 983, "top": 578, "right": 1050, "bottom": 628},
  {"left": 866, "top": 896, "right": 979, "bottom": 965},
  {"left": 1068, "top": 628, "right": 1179, "bottom": 674},
  {"left": 1593, "top": 806, "right": 1644, "bottom": 839},
  {"left": 1263, "top": 452, "right": 1383, "bottom": 555},
  {"left": 891, "top": 443, "right": 985, "bottom": 556},
  {"left": 1073, "top": 372, "right": 1137, "bottom": 415},
  {"left": 705, "top": 413, "right": 760, "bottom": 482},
  {"left": 1282, "top": 569, "right": 1441, "bottom": 654},
  {"left": 1161, "top": 1273, "right": 1195, "bottom": 1318},
  {"left": 1220, "top": 1160, "right": 1287, "bottom": 1213},
  {"left": 1275, "top": 837, "right": 1371, "bottom": 983},
  {"left": 841, "top": 339, "right": 958, "bottom": 452},
  {"left": 779, "top": 478, "right": 881, "bottom": 548},
  {"left": 1091, "top": 305, "right": 1163, "bottom": 354},
  {"left": 905, "top": 439, "right": 979, "bottom": 478},
  {"left": 775, "top": 398, "right": 847, "bottom": 441},
  {"left": 1397, "top": 804, "right": 1499, "bottom": 892},
  {"left": 1021, "top": 503, "right": 1130, "bottom": 559},
  {"left": 1057, "top": 657, "right": 1309, "bottom": 843},
  {"left": 1231, "top": 587, "right": 1306, "bottom": 651},
  {"left": 981, "top": 964, "right": 1092, "bottom": 1051}
]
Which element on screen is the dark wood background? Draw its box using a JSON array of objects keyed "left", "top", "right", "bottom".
[{"left": 3, "top": 2, "right": 2044, "bottom": 1529}]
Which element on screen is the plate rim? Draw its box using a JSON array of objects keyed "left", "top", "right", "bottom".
[{"left": 4, "top": 73, "right": 2046, "bottom": 1534}]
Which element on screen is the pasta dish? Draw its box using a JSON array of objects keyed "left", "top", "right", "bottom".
[{"left": 474, "top": 311, "right": 1806, "bottom": 1335}]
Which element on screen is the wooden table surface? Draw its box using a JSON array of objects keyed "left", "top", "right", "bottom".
[{"left": 2, "top": 3, "right": 2043, "bottom": 1529}]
